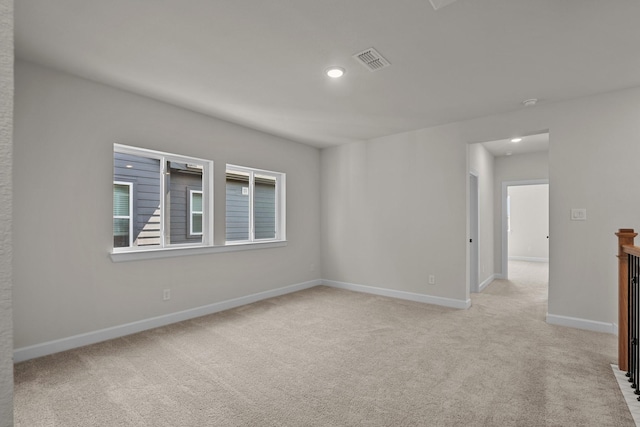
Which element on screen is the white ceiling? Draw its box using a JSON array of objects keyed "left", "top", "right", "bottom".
[
  {"left": 481, "top": 132, "right": 549, "bottom": 157},
  {"left": 14, "top": 0, "right": 640, "bottom": 148}
]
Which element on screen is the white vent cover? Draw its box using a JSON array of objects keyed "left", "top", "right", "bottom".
[
  {"left": 353, "top": 48, "right": 390, "bottom": 72},
  {"left": 429, "top": 0, "right": 459, "bottom": 11}
]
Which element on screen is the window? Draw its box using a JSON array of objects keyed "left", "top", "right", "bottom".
[
  {"left": 189, "top": 189, "right": 203, "bottom": 237},
  {"left": 226, "top": 164, "right": 285, "bottom": 243},
  {"left": 113, "top": 182, "right": 132, "bottom": 248},
  {"left": 113, "top": 144, "right": 213, "bottom": 252}
]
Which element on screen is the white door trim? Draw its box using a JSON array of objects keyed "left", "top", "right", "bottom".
[{"left": 470, "top": 171, "right": 479, "bottom": 292}]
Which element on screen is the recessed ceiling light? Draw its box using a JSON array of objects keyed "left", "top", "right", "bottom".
[
  {"left": 505, "top": 152, "right": 513, "bottom": 156},
  {"left": 522, "top": 98, "right": 538, "bottom": 107},
  {"left": 325, "top": 67, "right": 345, "bottom": 78},
  {"left": 510, "top": 138, "right": 522, "bottom": 143}
]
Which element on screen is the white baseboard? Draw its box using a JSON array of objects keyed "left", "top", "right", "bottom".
[
  {"left": 478, "top": 274, "right": 496, "bottom": 292},
  {"left": 323, "top": 280, "right": 471, "bottom": 310},
  {"left": 546, "top": 313, "right": 616, "bottom": 335},
  {"left": 14, "top": 279, "right": 322, "bottom": 363},
  {"left": 508, "top": 256, "right": 549, "bottom": 263},
  {"left": 33, "top": 278, "right": 615, "bottom": 362}
]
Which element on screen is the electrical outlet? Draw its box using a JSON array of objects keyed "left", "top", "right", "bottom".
[
  {"left": 428, "top": 275, "right": 436, "bottom": 285},
  {"left": 163, "top": 289, "right": 171, "bottom": 301},
  {"left": 310, "top": 263, "right": 316, "bottom": 272}
]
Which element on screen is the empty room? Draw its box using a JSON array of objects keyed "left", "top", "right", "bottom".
[{"left": 3, "top": 1, "right": 640, "bottom": 426}]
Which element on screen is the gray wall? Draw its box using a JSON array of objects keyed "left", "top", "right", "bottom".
[
  {"left": 321, "top": 133, "right": 469, "bottom": 303},
  {"left": 322, "top": 86, "right": 640, "bottom": 327},
  {"left": 13, "top": 61, "right": 321, "bottom": 349},
  {"left": 0, "top": 0, "right": 12, "bottom": 424}
]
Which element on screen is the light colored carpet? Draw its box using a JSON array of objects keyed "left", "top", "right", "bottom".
[{"left": 14, "top": 261, "right": 634, "bottom": 426}]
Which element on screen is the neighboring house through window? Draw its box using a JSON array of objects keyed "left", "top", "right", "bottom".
[
  {"left": 112, "top": 145, "right": 286, "bottom": 258},
  {"left": 113, "top": 144, "right": 213, "bottom": 252},
  {"left": 225, "top": 164, "right": 285, "bottom": 243}
]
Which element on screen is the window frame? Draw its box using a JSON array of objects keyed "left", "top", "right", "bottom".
[
  {"left": 113, "top": 181, "right": 133, "bottom": 248},
  {"left": 112, "top": 143, "right": 214, "bottom": 253},
  {"left": 225, "top": 164, "right": 286, "bottom": 245}
]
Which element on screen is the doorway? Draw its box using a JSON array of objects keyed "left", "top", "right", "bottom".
[{"left": 501, "top": 180, "right": 549, "bottom": 279}]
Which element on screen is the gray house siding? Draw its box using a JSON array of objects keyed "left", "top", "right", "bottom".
[
  {"left": 225, "top": 173, "right": 276, "bottom": 241},
  {"left": 168, "top": 163, "right": 202, "bottom": 244},
  {"left": 226, "top": 176, "right": 249, "bottom": 241},
  {"left": 254, "top": 180, "right": 276, "bottom": 239},
  {"left": 114, "top": 152, "right": 161, "bottom": 247},
  {"left": 114, "top": 155, "right": 203, "bottom": 247}
]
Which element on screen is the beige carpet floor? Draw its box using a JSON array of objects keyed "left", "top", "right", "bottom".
[{"left": 14, "top": 261, "right": 634, "bottom": 426}]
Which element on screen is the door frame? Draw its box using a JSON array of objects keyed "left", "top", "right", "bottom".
[
  {"left": 469, "top": 171, "right": 479, "bottom": 293},
  {"left": 500, "top": 179, "right": 549, "bottom": 279}
]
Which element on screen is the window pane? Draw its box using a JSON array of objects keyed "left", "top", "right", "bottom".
[
  {"left": 226, "top": 170, "right": 250, "bottom": 241},
  {"left": 254, "top": 175, "right": 276, "bottom": 239},
  {"left": 168, "top": 162, "right": 203, "bottom": 244},
  {"left": 192, "top": 192, "right": 202, "bottom": 212},
  {"left": 113, "top": 218, "right": 130, "bottom": 247},
  {"left": 114, "top": 152, "right": 161, "bottom": 247},
  {"left": 113, "top": 184, "right": 130, "bottom": 216},
  {"left": 192, "top": 213, "right": 203, "bottom": 234},
  {"left": 113, "top": 218, "right": 130, "bottom": 236},
  {"left": 114, "top": 145, "right": 213, "bottom": 251}
]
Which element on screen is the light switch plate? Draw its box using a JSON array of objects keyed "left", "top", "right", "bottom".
[{"left": 570, "top": 208, "right": 587, "bottom": 221}]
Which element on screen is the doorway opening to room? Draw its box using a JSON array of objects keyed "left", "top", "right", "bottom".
[
  {"left": 502, "top": 181, "right": 549, "bottom": 281},
  {"left": 468, "top": 131, "right": 549, "bottom": 297}
]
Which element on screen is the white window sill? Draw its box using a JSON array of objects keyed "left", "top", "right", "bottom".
[{"left": 110, "top": 240, "right": 287, "bottom": 262}]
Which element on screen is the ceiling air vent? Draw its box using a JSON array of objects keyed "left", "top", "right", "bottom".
[{"left": 353, "top": 48, "right": 390, "bottom": 72}]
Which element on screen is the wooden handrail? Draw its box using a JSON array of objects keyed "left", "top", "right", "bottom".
[
  {"left": 617, "top": 228, "right": 638, "bottom": 371},
  {"left": 623, "top": 245, "right": 640, "bottom": 259}
]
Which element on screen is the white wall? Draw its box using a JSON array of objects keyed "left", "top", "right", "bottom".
[
  {"left": 322, "top": 86, "right": 640, "bottom": 329},
  {"left": 13, "top": 61, "right": 321, "bottom": 350},
  {"left": 494, "top": 151, "right": 549, "bottom": 273},
  {"left": 468, "top": 143, "right": 494, "bottom": 287},
  {"left": 0, "top": 1, "right": 13, "bottom": 424},
  {"left": 321, "top": 126, "right": 469, "bottom": 304},
  {"left": 545, "top": 89, "right": 640, "bottom": 327},
  {"left": 508, "top": 184, "right": 549, "bottom": 261}
]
